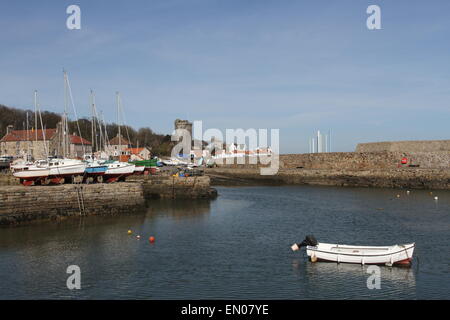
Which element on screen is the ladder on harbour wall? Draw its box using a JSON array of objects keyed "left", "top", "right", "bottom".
[{"left": 75, "top": 185, "right": 86, "bottom": 216}]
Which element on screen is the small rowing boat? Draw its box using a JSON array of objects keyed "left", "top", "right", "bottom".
[{"left": 291, "top": 235, "right": 415, "bottom": 267}]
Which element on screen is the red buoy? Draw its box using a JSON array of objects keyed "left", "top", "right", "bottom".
[
  {"left": 149, "top": 236, "right": 155, "bottom": 243},
  {"left": 401, "top": 157, "right": 408, "bottom": 164}
]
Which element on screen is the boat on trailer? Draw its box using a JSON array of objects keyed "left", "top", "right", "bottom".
[
  {"left": 85, "top": 164, "right": 108, "bottom": 176},
  {"left": 291, "top": 235, "right": 415, "bottom": 267},
  {"left": 133, "top": 165, "right": 145, "bottom": 175},
  {"left": 84, "top": 156, "right": 108, "bottom": 178},
  {"left": 47, "top": 158, "right": 87, "bottom": 183},
  {"left": 12, "top": 162, "right": 50, "bottom": 186},
  {"left": 103, "top": 161, "right": 136, "bottom": 182}
]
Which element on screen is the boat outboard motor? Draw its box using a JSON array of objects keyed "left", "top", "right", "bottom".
[{"left": 291, "top": 235, "right": 318, "bottom": 251}]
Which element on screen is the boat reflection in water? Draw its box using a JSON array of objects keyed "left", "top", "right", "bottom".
[{"left": 291, "top": 258, "right": 416, "bottom": 299}]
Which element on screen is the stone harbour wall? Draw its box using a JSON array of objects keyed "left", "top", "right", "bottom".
[
  {"left": 0, "top": 183, "right": 145, "bottom": 226},
  {"left": 141, "top": 175, "right": 218, "bottom": 199},
  {"left": 0, "top": 173, "right": 19, "bottom": 186},
  {"left": 356, "top": 140, "right": 450, "bottom": 153},
  {"left": 0, "top": 176, "right": 217, "bottom": 226},
  {"left": 280, "top": 152, "right": 450, "bottom": 170},
  {"left": 214, "top": 152, "right": 450, "bottom": 170}
]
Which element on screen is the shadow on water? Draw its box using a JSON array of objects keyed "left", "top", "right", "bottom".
[{"left": 0, "top": 198, "right": 214, "bottom": 250}]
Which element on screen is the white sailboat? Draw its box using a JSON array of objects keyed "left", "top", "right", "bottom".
[
  {"left": 11, "top": 91, "right": 51, "bottom": 186},
  {"left": 47, "top": 158, "right": 86, "bottom": 177},
  {"left": 13, "top": 161, "right": 50, "bottom": 186},
  {"left": 99, "top": 91, "right": 135, "bottom": 182},
  {"left": 103, "top": 161, "right": 135, "bottom": 182}
]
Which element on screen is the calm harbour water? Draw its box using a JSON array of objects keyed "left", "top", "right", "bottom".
[{"left": 0, "top": 185, "right": 449, "bottom": 299}]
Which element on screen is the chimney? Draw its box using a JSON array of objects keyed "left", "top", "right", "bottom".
[{"left": 6, "top": 125, "right": 13, "bottom": 135}]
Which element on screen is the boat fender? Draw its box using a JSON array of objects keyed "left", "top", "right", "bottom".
[{"left": 311, "top": 254, "right": 317, "bottom": 263}]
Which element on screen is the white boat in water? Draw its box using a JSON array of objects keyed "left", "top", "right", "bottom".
[{"left": 291, "top": 235, "right": 415, "bottom": 267}]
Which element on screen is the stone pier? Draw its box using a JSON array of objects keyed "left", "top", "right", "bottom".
[{"left": 0, "top": 175, "right": 217, "bottom": 226}]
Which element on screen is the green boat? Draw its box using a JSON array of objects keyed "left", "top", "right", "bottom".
[{"left": 129, "top": 158, "right": 158, "bottom": 168}]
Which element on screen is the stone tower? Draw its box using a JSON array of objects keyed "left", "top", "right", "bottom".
[{"left": 174, "top": 119, "right": 193, "bottom": 137}]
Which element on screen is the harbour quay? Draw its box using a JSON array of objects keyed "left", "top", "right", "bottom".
[
  {"left": 207, "top": 141, "right": 450, "bottom": 190},
  {"left": 0, "top": 176, "right": 217, "bottom": 226}
]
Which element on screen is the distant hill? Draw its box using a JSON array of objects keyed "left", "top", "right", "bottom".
[{"left": 0, "top": 103, "right": 175, "bottom": 156}]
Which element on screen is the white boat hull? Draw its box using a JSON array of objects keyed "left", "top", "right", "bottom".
[
  {"left": 105, "top": 163, "right": 136, "bottom": 176},
  {"left": 305, "top": 242, "right": 415, "bottom": 266},
  {"left": 49, "top": 164, "right": 86, "bottom": 177},
  {"left": 13, "top": 168, "right": 50, "bottom": 179},
  {"left": 133, "top": 166, "right": 145, "bottom": 174}
]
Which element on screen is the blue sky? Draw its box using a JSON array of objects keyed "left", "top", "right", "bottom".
[{"left": 0, "top": 0, "right": 449, "bottom": 153}]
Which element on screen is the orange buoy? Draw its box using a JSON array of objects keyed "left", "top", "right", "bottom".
[{"left": 149, "top": 236, "right": 155, "bottom": 243}]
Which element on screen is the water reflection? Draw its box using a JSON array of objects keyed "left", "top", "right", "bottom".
[
  {"left": 145, "top": 199, "right": 212, "bottom": 221},
  {"left": 291, "top": 258, "right": 416, "bottom": 299},
  {"left": 0, "top": 185, "right": 448, "bottom": 299}
]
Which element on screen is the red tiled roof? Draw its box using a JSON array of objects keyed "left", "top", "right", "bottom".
[
  {"left": 0, "top": 129, "right": 91, "bottom": 145},
  {"left": 70, "top": 135, "right": 92, "bottom": 145},
  {"left": 0, "top": 129, "right": 57, "bottom": 142}
]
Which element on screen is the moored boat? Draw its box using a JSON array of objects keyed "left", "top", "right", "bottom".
[{"left": 291, "top": 235, "right": 415, "bottom": 267}]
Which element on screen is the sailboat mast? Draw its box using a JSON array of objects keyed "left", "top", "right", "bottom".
[
  {"left": 93, "top": 92, "right": 98, "bottom": 153},
  {"left": 90, "top": 90, "right": 95, "bottom": 155},
  {"left": 117, "top": 91, "right": 121, "bottom": 157},
  {"left": 36, "top": 93, "right": 49, "bottom": 159},
  {"left": 102, "top": 112, "right": 109, "bottom": 154},
  {"left": 26, "top": 111, "right": 29, "bottom": 160},
  {"left": 34, "top": 90, "right": 38, "bottom": 144},
  {"left": 63, "top": 70, "right": 68, "bottom": 158}
]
